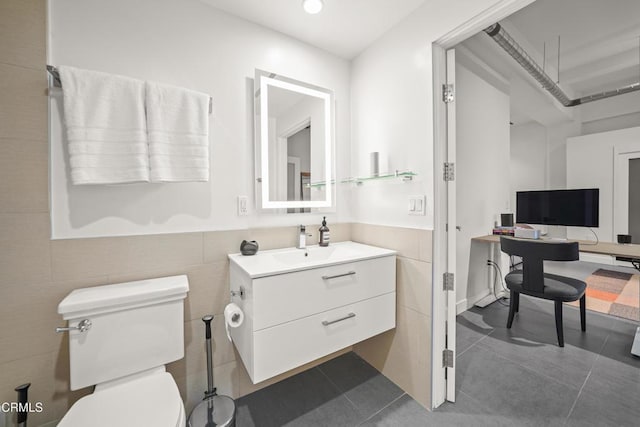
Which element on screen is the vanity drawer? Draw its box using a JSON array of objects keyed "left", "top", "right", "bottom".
[
  {"left": 252, "top": 292, "right": 395, "bottom": 383},
  {"left": 253, "top": 255, "right": 395, "bottom": 330}
]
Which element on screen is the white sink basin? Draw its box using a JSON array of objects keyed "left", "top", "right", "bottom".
[
  {"left": 229, "top": 241, "right": 396, "bottom": 278},
  {"left": 272, "top": 246, "right": 337, "bottom": 264}
]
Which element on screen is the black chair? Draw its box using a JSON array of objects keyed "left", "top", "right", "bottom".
[{"left": 500, "top": 236, "right": 587, "bottom": 347}]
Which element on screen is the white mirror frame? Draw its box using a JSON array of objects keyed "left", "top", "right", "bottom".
[{"left": 255, "top": 70, "right": 335, "bottom": 210}]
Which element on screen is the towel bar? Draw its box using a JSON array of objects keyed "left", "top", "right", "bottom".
[{"left": 46, "top": 65, "right": 213, "bottom": 115}]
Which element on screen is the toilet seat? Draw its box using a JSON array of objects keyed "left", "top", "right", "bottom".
[{"left": 58, "top": 371, "right": 184, "bottom": 427}]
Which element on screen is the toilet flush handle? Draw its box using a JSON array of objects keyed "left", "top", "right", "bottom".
[{"left": 56, "top": 319, "right": 92, "bottom": 333}]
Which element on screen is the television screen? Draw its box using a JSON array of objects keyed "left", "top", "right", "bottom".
[{"left": 516, "top": 189, "right": 599, "bottom": 227}]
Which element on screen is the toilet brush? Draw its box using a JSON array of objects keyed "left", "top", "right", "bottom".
[
  {"left": 187, "top": 315, "right": 236, "bottom": 427},
  {"left": 15, "top": 383, "right": 30, "bottom": 427}
]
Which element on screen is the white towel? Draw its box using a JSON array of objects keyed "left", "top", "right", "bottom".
[
  {"left": 145, "top": 81, "right": 210, "bottom": 182},
  {"left": 58, "top": 66, "right": 149, "bottom": 184}
]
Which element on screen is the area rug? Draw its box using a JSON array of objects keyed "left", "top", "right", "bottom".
[{"left": 568, "top": 269, "right": 640, "bottom": 322}]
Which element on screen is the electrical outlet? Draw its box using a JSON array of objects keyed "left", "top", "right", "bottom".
[
  {"left": 237, "top": 196, "right": 248, "bottom": 216},
  {"left": 408, "top": 195, "right": 426, "bottom": 216}
]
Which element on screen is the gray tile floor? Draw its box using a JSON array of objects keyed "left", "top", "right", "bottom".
[
  {"left": 456, "top": 296, "right": 639, "bottom": 427},
  {"left": 236, "top": 297, "right": 639, "bottom": 426},
  {"left": 235, "top": 352, "right": 409, "bottom": 426}
]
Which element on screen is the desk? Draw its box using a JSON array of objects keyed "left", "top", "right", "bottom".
[
  {"left": 472, "top": 235, "right": 640, "bottom": 271},
  {"left": 472, "top": 234, "right": 640, "bottom": 356}
]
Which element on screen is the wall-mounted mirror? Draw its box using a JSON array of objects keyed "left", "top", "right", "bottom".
[{"left": 254, "top": 69, "right": 334, "bottom": 211}]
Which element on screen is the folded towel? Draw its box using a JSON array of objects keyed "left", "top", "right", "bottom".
[
  {"left": 58, "top": 66, "right": 149, "bottom": 184},
  {"left": 145, "top": 81, "right": 210, "bottom": 182}
]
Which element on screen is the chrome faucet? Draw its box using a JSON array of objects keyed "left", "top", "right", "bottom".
[{"left": 297, "top": 225, "right": 311, "bottom": 249}]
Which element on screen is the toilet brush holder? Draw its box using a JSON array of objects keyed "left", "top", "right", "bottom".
[{"left": 187, "top": 315, "right": 236, "bottom": 427}]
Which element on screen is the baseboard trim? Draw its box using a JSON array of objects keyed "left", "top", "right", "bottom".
[{"left": 456, "top": 299, "right": 468, "bottom": 315}]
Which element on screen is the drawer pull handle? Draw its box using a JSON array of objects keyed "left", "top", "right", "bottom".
[
  {"left": 322, "top": 271, "right": 356, "bottom": 280},
  {"left": 322, "top": 312, "right": 356, "bottom": 326}
]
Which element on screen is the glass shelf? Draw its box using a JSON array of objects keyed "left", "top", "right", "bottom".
[
  {"left": 307, "top": 170, "right": 417, "bottom": 188},
  {"left": 351, "top": 170, "right": 417, "bottom": 184},
  {"left": 307, "top": 179, "right": 336, "bottom": 189}
]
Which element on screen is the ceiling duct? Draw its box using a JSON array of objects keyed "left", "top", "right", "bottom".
[{"left": 484, "top": 23, "right": 640, "bottom": 107}]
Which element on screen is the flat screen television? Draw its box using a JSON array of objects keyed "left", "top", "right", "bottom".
[{"left": 516, "top": 189, "right": 599, "bottom": 227}]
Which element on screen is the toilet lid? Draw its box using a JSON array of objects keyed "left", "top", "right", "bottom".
[{"left": 59, "top": 372, "right": 183, "bottom": 427}]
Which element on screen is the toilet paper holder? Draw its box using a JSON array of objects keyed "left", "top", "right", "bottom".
[{"left": 230, "top": 286, "right": 245, "bottom": 299}]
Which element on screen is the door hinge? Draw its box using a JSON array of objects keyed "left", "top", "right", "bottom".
[
  {"left": 443, "top": 349, "right": 454, "bottom": 368},
  {"left": 443, "top": 162, "right": 455, "bottom": 181},
  {"left": 443, "top": 84, "right": 454, "bottom": 103},
  {"left": 443, "top": 272, "right": 454, "bottom": 291}
]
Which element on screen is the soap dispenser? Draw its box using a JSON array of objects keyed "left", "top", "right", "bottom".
[{"left": 319, "top": 217, "right": 330, "bottom": 247}]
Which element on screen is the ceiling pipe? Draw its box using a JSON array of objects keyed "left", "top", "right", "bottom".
[{"left": 484, "top": 23, "right": 640, "bottom": 107}]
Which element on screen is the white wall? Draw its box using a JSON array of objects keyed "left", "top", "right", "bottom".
[
  {"left": 455, "top": 64, "right": 510, "bottom": 310},
  {"left": 582, "top": 112, "right": 640, "bottom": 136},
  {"left": 48, "top": 0, "right": 351, "bottom": 238},
  {"left": 510, "top": 122, "right": 546, "bottom": 209},
  {"left": 579, "top": 90, "right": 640, "bottom": 136},
  {"left": 350, "top": 0, "right": 501, "bottom": 230},
  {"left": 508, "top": 121, "right": 580, "bottom": 238},
  {"left": 566, "top": 126, "right": 640, "bottom": 242},
  {"left": 580, "top": 91, "right": 640, "bottom": 126},
  {"left": 528, "top": 92, "right": 640, "bottom": 197},
  {"left": 546, "top": 121, "right": 581, "bottom": 190}
]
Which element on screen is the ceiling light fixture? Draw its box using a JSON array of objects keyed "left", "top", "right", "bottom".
[{"left": 302, "top": 0, "right": 324, "bottom": 15}]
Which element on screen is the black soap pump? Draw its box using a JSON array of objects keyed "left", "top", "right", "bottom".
[{"left": 319, "top": 217, "right": 330, "bottom": 247}]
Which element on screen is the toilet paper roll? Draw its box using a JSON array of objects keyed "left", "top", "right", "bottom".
[{"left": 224, "top": 303, "right": 244, "bottom": 342}]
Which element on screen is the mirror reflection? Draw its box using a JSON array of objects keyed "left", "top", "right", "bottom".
[
  {"left": 255, "top": 70, "right": 334, "bottom": 211},
  {"left": 284, "top": 125, "right": 311, "bottom": 213}
]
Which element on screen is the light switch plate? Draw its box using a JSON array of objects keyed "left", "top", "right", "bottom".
[
  {"left": 238, "top": 196, "right": 248, "bottom": 216},
  {"left": 408, "top": 195, "right": 426, "bottom": 216}
]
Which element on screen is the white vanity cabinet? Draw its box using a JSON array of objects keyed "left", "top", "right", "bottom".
[{"left": 228, "top": 241, "right": 396, "bottom": 383}]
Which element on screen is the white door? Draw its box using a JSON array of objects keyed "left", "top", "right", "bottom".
[
  {"left": 445, "top": 48, "right": 457, "bottom": 402},
  {"left": 430, "top": 1, "right": 535, "bottom": 409}
]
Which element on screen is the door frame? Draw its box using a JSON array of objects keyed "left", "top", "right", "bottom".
[
  {"left": 613, "top": 143, "right": 640, "bottom": 243},
  {"left": 431, "top": 0, "right": 535, "bottom": 408}
]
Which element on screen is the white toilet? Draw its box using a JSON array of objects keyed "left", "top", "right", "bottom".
[{"left": 57, "top": 275, "right": 189, "bottom": 427}]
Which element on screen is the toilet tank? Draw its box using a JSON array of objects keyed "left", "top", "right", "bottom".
[{"left": 58, "top": 275, "right": 189, "bottom": 390}]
